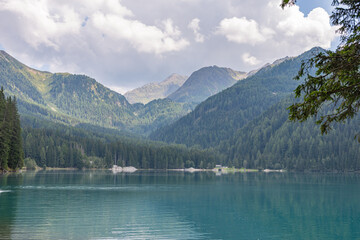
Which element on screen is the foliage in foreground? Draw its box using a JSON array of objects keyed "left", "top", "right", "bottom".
[{"left": 283, "top": 0, "right": 360, "bottom": 134}]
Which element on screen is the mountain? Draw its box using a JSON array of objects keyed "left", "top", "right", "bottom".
[
  {"left": 151, "top": 47, "right": 360, "bottom": 171},
  {"left": 0, "top": 50, "right": 134, "bottom": 126},
  {"left": 168, "top": 66, "right": 247, "bottom": 103},
  {"left": 150, "top": 48, "right": 322, "bottom": 148},
  {"left": 0, "top": 50, "right": 191, "bottom": 134},
  {"left": 124, "top": 73, "right": 187, "bottom": 104}
]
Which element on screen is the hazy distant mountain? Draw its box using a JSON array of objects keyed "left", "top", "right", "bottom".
[
  {"left": 124, "top": 74, "right": 187, "bottom": 104},
  {"left": 168, "top": 66, "right": 247, "bottom": 103},
  {"left": 0, "top": 51, "right": 191, "bottom": 134}
]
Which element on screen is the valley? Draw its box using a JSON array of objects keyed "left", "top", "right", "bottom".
[{"left": 0, "top": 47, "right": 359, "bottom": 172}]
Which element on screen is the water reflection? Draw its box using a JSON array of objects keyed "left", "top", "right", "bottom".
[
  {"left": 158, "top": 172, "right": 360, "bottom": 239},
  {"left": 0, "top": 171, "right": 359, "bottom": 239},
  {"left": 0, "top": 173, "right": 23, "bottom": 240},
  {"left": 7, "top": 171, "right": 208, "bottom": 239}
]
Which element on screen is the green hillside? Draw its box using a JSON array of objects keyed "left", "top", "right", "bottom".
[
  {"left": 0, "top": 51, "right": 191, "bottom": 134},
  {"left": 151, "top": 48, "right": 322, "bottom": 148},
  {"left": 45, "top": 73, "right": 134, "bottom": 128},
  {"left": 223, "top": 97, "right": 360, "bottom": 171},
  {"left": 130, "top": 98, "right": 195, "bottom": 135},
  {"left": 0, "top": 51, "right": 50, "bottom": 105}
]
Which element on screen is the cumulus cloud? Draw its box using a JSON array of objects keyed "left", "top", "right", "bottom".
[
  {"left": 242, "top": 53, "right": 260, "bottom": 65},
  {"left": 217, "top": 17, "right": 274, "bottom": 45},
  {"left": 0, "top": 0, "right": 82, "bottom": 50},
  {"left": 0, "top": 0, "right": 188, "bottom": 56},
  {"left": 0, "top": 0, "right": 337, "bottom": 91},
  {"left": 276, "top": 7, "right": 336, "bottom": 49},
  {"left": 217, "top": 0, "right": 336, "bottom": 51},
  {"left": 188, "top": 18, "right": 205, "bottom": 43},
  {"left": 91, "top": 14, "right": 189, "bottom": 54}
]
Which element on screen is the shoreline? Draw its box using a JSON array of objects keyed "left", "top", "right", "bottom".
[{"left": 2, "top": 167, "right": 360, "bottom": 174}]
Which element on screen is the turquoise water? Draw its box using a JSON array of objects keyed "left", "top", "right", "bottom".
[{"left": 0, "top": 171, "right": 359, "bottom": 239}]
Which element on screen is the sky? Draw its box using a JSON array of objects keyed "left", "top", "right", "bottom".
[{"left": 0, "top": 0, "right": 338, "bottom": 94}]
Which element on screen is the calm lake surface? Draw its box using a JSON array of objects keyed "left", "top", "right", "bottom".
[{"left": 0, "top": 170, "right": 359, "bottom": 239}]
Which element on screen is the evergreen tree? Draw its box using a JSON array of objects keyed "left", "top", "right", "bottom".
[
  {"left": 0, "top": 89, "right": 23, "bottom": 171},
  {"left": 7, "top": 97, "right": 24, "bottom": 169},
  {"left": 0, "top": 87, "right": 9, "bottom": 170},
  {"left": 282, "top": 0, "right": 360, "bottom": 134}
]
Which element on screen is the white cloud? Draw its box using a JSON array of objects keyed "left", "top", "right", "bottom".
[
  {"left": 0, "top": 0, "right": 189, "bottom": 56},
  {"left": 276, "top": 7, "right": 336, "bottom": 49},
  {"left": 216, "top": 17, "right": 274, "bottom": 45},
  {"left": 0, "top": 0, "right": 82, "bottom": 50},
  {"left": 217, "top": 1, "right": 336, "bottom": 52},
  {"left": 91, "top": 14, "right": 189, "bottom": 54},
  {"left": 0, "top": 0, "right": 338, "bottom": 90},
  {"left": 188, "top": 18, "right": 205, "bottom": 43},
  {"left": 242, "top": 53, "right": 260, "bottom": 65}
]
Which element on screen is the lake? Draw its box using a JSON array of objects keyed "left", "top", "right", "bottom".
[{"left": 0, "top": 170, "right": 359, "bottom": 239}]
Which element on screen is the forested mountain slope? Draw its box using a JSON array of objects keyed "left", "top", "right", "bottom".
[
  {"left": 151, "top": 48, "right": 321, "bottom": 148},
  {"left": 46, "top": 73, "right": 134, "bottom": 128},
  {"left": 124, "top": 73, "right": 187, "bottom": 104},
  {"left": 130, "top": 98, "right": 195, "bottom": 135},
  {"left": 168, "top": 66, "right": 247, "bottom": 103},
  {"left": 222, "top": 97, "right": 360, "bottom": 171}
]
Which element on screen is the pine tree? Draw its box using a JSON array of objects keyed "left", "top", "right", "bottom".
[
  {"left": 7, "top": 97, "right": 24, "bottom": 169},
  {"left": 0, "top": 87, "right": 9, "bottom": 170},
  {"left": 0, "top": 89, "right": 23, "bottom": 171}
]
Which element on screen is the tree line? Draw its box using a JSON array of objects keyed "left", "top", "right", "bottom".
[
  {"left": 22, "top": 116, "right": 220, "bottom": 170},
  {"left": 0, "top": 87, "right": 23, "bottom": 171}
]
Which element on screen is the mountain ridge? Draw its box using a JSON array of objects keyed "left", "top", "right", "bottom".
[
  {"left": 124, "top": 73, "right": 187, "bottom": 104},
  {"left": 168, "top": 66, "right": 247, "bottom": 103},
  {"left": 0, "top": 51, "right": 191, "bottom": 134}
]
